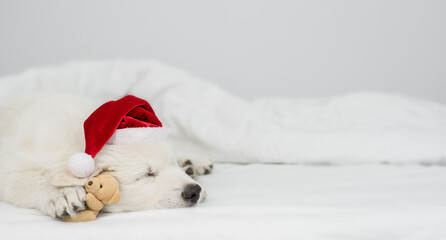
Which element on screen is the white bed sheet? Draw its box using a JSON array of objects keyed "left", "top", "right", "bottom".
[{"left": 1, "top": 164, "right": 444, "bottom": 240}]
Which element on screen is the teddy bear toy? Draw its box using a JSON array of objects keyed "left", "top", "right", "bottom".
[{"left": 63, "top": 174, "right": 121, "bottom": 222}]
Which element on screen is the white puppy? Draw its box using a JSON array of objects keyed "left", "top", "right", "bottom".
[{"left": 0, "top": 93, "right": 212, "bottom": 218}]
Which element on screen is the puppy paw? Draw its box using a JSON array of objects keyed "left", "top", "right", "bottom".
[
  {"left": 41, "top": 186, "right": 86, "bottom": 218},
  {"left": 194, "top": 158, "right": 213, "bottom": 175},
  {"left": 180, "top": 162, "right": 198, "bottom": 180},
  {"left": 178, "top": 157, "right": 213, "bottom": 177}
]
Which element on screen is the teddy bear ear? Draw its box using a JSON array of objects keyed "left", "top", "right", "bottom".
[{"left": 107, "top": 191, "right": 121, "bottom": 204}]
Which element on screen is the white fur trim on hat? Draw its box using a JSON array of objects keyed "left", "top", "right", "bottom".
[
  {"left": 68, "top": 152, "right": 95, "bottom": 178},
  {"left": 107, "top": 127, "right": 168, "bottom": 144}
]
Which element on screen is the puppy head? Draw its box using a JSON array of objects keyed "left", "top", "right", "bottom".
[{"left": 52, "top": 140, "right": 204, "bottom": 212}]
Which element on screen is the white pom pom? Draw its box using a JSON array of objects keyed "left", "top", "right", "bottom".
[{"left": 68, "top": 152, "right": 95, "bottom": 178}]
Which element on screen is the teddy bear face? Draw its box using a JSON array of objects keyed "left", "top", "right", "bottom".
[{"left": 84, "top": 174, "right": 120, "bottom": 204}]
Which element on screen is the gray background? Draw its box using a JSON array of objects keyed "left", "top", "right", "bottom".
[{"left": 1, "top": 0, "right": 445, "bottom": 103}]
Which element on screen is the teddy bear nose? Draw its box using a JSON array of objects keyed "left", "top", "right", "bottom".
[{"left": 88, "top": 181, "right": 93, "bottom": 186}]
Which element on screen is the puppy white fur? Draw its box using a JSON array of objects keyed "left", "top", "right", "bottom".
[{"left": 0, "top": 93, "right": 211, "bottom": 218}]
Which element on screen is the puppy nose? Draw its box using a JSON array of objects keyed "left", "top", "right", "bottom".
[
  {"left": 182, "top": 184, "right": 201, "bottom": 204},
  {"left": 88, "top": 181, "right": 93, "bottom": 186}
]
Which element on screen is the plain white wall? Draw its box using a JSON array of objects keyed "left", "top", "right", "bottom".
[{"left": 1, "top": 0, "right": 445, "bottom": 103}]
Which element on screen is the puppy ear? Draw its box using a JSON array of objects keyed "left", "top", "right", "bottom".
[
  {"left": 106, "top": 191, "right": 121, "bottom": 204},
  {"left": 51, "top": 169, "right": 87, "bottom": 187}
]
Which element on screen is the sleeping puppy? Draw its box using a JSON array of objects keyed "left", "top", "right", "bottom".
[{"left": 0, "top": 93, "right": 212, "bottom": 218}]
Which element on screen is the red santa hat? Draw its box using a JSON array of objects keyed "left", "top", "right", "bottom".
[{"left": 68, "top": 95, "right": 167, "bottom": 178}]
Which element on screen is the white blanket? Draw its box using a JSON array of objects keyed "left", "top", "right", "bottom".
[
  {"left": 1, "top": 164, "right": 445, "bottom": 240},
  {"left": 1, "top": 59, "right": 446, "bottom": 164}
]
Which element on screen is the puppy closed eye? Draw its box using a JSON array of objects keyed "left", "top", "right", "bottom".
[
  {"left": 136, "top": 169, "right": 157, "bottom": 181},
  {"left": 146, "top": 172, "right": 156, "bottom": 177},
  {"left": 146, "top": 167, "right": 157, "bottom": 177}
]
